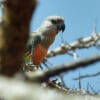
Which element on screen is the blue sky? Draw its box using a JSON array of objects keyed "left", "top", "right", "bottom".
[
  {"left": 30, "top": 0, "right": 100, "bottom": 92},
  {"left": 0, "top": 0, "right": 100, "bottom": 92}
]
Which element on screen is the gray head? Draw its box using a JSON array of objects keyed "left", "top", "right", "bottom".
[{"left": 44, "top": 16, "right": 65, "bottom": 32}]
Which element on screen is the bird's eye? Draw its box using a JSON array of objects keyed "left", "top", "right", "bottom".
[{"left": 51, "top": 20, "right": 57, "bottom": 24}]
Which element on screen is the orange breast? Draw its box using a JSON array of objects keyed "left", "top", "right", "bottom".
[{"left": 32, "top": 44, "right": 47, "bottom": 65}]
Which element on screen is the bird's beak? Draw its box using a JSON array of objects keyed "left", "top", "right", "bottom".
[{"left": 57, "top": 22, "right": 65, "bottom": 32}]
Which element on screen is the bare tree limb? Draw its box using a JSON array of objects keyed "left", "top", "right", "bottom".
[
  {"left": 47, "top": 33, "right": 100, "bottom": 57},
  {"left": 0, "top": 76, "right": 99, "bottom": 100},
  {"left": 73, "top": 72, "right": 100, "bottom": 80},
  {"left": 0, "top": 0, "right": 37, "bottom": 76},
  {"left": 25, "top": 54, "right": 100, "bottom": 82}
]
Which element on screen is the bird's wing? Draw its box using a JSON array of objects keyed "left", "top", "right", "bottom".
[{"left": 26, "top": 32, "right": 42, "bottom": 55}]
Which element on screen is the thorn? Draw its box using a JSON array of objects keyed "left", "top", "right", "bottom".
[
  {"left": 60, "top": 32, "right": 65, "bottom": 43},
  {"left": 92, "top": 19, "right": 97, "bottom": 35},
  {"left": 73, "top": 51, "right": 78, "bottom": 60}
]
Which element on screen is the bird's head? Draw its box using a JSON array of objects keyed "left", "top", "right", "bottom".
[
  {"left": 40, "top": 16, "right": 65, "bottom": 35},
  {"left": 46, "top": 16, "right": 65, "bottom": 32}
]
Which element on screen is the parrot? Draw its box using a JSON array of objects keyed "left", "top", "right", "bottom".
[{"left": 25, "top": 16, "right": 65, "bottom": 69}]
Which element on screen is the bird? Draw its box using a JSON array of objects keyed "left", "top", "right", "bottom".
[{"left": 25, "top": 16, "right": 65, "bottom": 69}]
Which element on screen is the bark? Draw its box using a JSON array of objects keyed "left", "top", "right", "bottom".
[{"left": 0, "top": 0, "right": 37, "bottom": 76}]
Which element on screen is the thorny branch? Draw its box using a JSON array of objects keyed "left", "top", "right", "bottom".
[
  {"left": 25, "top": 54, "right": 100, "bottom": 82},
  {"left": 47, "top": 33, "right": 100, "bottom": 57},
  {"left": 73, "top": 71, "right": 100, "bottom": 80}
]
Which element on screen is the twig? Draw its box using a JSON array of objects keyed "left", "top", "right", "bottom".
[
  {"left": 73, "top": 71, "right": 100, "bottom": 80},
  {"left": 47, "top": 33, "right": 100, "bottom": 57},
  {"left": 87, "top": 82, "right": 97, "bottom": 94},
  {"left": 25, "top": 54, "right": 100, "bottom": 82},
  {"left": 78, "top": 72, "right": 82, "bottom": 90}
]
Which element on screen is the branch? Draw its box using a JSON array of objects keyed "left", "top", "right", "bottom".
[
  {"left": 25, "top": 54, "right": 100, "bottom": 82},
  {"left": 0, "top": 76, "right": 98, "bottom": 100},
  {"left": 47, "top": 33, "right": 100, "bottom": 57},
  {"left": 0, "top": 0, "right": 37, "bottom": 76},
  {"left": 73, "top": 71, "right": 100, "bottom": 80}
]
